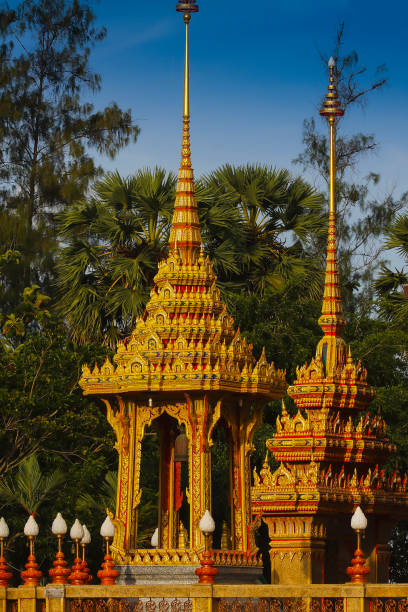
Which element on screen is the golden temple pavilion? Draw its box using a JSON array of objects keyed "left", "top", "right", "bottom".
[
  {"left": 251, "top": 58, "right": 408, "bottom": 585},
  {"left": 79, "top": 0, "right": 286, "bottom": 584}
]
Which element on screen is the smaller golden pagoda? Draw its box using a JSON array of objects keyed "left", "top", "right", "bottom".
[
  {"left": 251, "top": 58, "right": 408, "bottom": 585},
  {"left": 80, "top": 0, "right": 287, "bottom": 583}
]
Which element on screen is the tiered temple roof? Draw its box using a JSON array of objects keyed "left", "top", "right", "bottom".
[
  {"left": 78, "top": 2, "right": 287, "bottom": 574},
  {"left": 79, "top": 61, "right": 286, "bottom": 402},
  {"left": 252, "top": 61, "right": 408, "bottom": 519}
]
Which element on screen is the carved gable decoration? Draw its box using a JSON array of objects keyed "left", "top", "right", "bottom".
[{"left": 271, "top": 463, "right": 295, "bottom": 488}]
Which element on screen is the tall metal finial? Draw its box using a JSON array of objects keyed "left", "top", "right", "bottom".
[
  {"left": 169, "top": 0, "right": 202, "bottom": 264},
  {"left": 316, "top": 58, "right": 346, "bottom": 372},
  {"left": 320, "top": 57, "right": 344, "bottom": 215},
  {"left": 176, "top": 1, "right": 199, "bottom": 117},
  {"left": 176, "top": 0, "right": 199, "bottom": 13}
]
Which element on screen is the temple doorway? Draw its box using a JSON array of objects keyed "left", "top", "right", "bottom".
[
  {"left": 139, "top": 412, "right": 190, "bottom": 549},
  {"left": 211, "top": 419, "right": 232, "bottom": 549},
  {"left": 139, "top": 423, "right": 159, "bottom": 547}
]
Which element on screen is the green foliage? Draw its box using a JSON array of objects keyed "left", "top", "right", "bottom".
[
  {"left": 56, "top": 168, "right": 177, "bottom": 345},
  {"left": 0, "top": 250, "right": 20, "bottom": 267},
  {"left": 211, "top": 425, "right": 230, "bottom": 548},
  {"left": 0, "top": 455, "right": 64, "bottom": 514},
  {"left": 2, "top": 285, "right": 51, "bottom": 343},
  {"left": 199, "top": 164, "right": 325, "bottom": 296},
  {"left": 0, "top": 274, "right": 116, "bottom": 578},
  {"left": 0, "top": 0, "right": 140, "bottom": 304},
  {"left": 294, "top": 24, "right": 405, "bottom": 312},
  {"left": 229, "top": 289, "right": 322, "bottom": 379},
  {"left": 77, "top": 470, "right": 117, "bottom": 517},
  {"left": 375, "top": 213, "right": 408, "bottom": 322},
  {"left": 138, "top": 430, "right": 159, "bottom": 547}
]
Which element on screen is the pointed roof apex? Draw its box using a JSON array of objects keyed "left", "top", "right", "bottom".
[
  {"left": 318, "top": 56, "right": 346, "bottom": 345},
  {"left": 176, "top": 0, "right": 199, "bottom": 14},
  {"left": 320, "top": 58, "right": 344, "bottom": 119},
  {"left": 169, "top": 0, "right": 202, "bottom": 265}
]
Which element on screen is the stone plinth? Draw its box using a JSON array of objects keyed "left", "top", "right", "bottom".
[
  {"left": 116, "top": 565, "right": 200, "bottom": 585},
  {"left": 116, "top": 564, "right": 263, "bottom": 585}
]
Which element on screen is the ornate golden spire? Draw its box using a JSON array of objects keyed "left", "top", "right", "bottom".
[
  {"left": 79, "top": 0, "right": 287, "bottom": 403},
  {"left": 316, "top": 57, "right": 346, "bottom": 371},
  {"left": 169, "top": 0, "right": 202, "bottom": 265},
  {"left": 287, "top": 60, "right": 374, "bottom": 410}
]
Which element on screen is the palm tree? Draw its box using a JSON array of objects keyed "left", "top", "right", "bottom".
[
  {"left": 0, "top": 454, "right": 65, "bottom": 515},
  {"left": 376, "top": 214, "right": 408, "bottom": 323},
  {"left": 56, "top": 164, "right": 324, "bottom": 344},
  {"left": 76, "top": 470, "right": 158, "bottom": 547},
  {"left": 199, "top": 164, "right": 325, "bottom": 296},
  {"left": 56, "top": 167, "right": 177, "bottom": 345},
  {"left": 77, "top": 470, "right": 117, "bottom": 516}
]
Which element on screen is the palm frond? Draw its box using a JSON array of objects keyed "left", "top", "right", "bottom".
[
  {"left": 0, "top": 455, "right": 65, "bottom": 514},
  {"left": 77, "top": 470, "right": 118, "bottom": 516},
  {"left": 56, "top": 168, "right": 175, "bottom": 344}
]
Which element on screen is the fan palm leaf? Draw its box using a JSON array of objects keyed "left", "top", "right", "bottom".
[
  {"left": 375, "top": 214, "right": 408, "bottom": 323},
  {"left": 384, "top": 215, "right": 408, "bottom": 259},
  {"left": 77, "top": 470, "right": 118, "bottom": 516},
  {"left": 56, "top": 167, "right": 176, "bottom": 345},
  {"left": 200, "top": 164, "right": 324, "bottom": 295}
]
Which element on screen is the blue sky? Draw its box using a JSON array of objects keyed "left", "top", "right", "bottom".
[{"left": 87, "top": 0, "right": 408, "bottom": 209}]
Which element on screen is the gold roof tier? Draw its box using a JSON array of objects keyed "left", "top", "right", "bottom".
[
  {"left": 80, "top": 2, "right": 286, "bottom": 401},
  {"left": 288, "top": 346, "right": 375, "bottom": 412},
  {"left": 252, "top": 455, "right": 408, "bottom": 518},
  {"left": 288, "top": 59, "right": 374, "bottom": 413},
  {"left": 79, "top": 247, "right": 287, "bottom": 398},
  {"left": 270, "top": 403, "right": 395, "bottom": 465}
]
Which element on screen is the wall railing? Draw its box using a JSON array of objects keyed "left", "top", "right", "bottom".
[{"left": 2, "top": 584, "right": 408, "bottom": 612}]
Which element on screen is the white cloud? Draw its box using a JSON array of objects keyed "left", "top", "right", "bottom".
[{"left": 99, "top": 18, "right": 174, "bottom": 57}]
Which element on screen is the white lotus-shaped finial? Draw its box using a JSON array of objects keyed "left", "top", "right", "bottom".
[
  {"left": 70, "top": 518, "right": 84, "bottom": 541},
  {"left": 24, "top": 515, "right": 39, "bottom": 537},
  {"left": 199, "top": 510, "right": 215, "bottom": 534},
  {"left": 351, "top": 506, "right": 368, "bottom": 531},
  {"left": 0, "top": 517, "right": 9, "bottom": 538},
  {"left": 81, "top": 524, "right": 91, "bottom": 545},
  {"left": 100, "top": 515, "right": 115, "bottom": 538},
  {"left": 52, "top": 512, "right": 67, "bottom": 536},
  {"left": 151, "top": 527, "right": 159, "bottom": 548}
]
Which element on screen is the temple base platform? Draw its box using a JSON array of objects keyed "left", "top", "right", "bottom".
[
  {"left": 116, "top": 563, "right": 263, "bottom": 584},
  {"left": 114, "top": 549, "right": 263, "bottom": 585}
]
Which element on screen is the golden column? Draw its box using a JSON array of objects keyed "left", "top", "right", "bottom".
[{"left": 80, "top": 0, "right": 287, "bottom": 583}]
